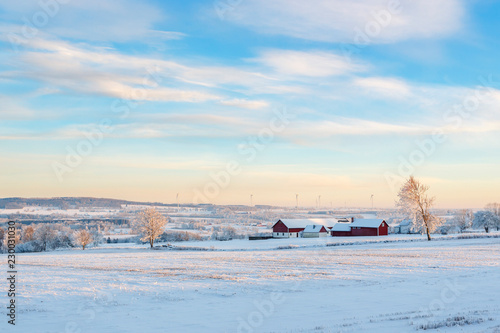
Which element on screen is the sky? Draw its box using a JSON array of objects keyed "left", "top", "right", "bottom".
[{"left": 1, "top": 0, "right": 499, "bottom": 208}]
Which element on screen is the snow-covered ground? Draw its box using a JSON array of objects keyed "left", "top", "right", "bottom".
[
  {"left": 104, "top": 232, "right": 500, "bottom": 251},
  {"left": 2, "top": 236, "right": 500, "bottom": 332}
]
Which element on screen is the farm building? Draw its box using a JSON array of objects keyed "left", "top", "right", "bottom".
[
  {"left": 302, "top": 225, "right": 329, "bottom": 238},
  {"left": 272, "top": 218, "right": 388, "bottom": 238},
  {"left": 331, "top": 219, "right": 388, "bottom": 237},
  {"left": 330, "top": 222, "right": 352, "bottom": 236},
  {"left": 396, "top": 219, "right": 413, "bottom": 234},
  {"left": 272, "top": 219, "right": 338, "bottom": 238}
]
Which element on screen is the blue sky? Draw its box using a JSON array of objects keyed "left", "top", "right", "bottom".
[{"left": 1, "top": 0, "right": 499, "bottom": 208}]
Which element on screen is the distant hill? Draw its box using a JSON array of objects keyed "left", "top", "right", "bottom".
[{"left": 0, "top": 197, "right": 170, "bottom": 209}]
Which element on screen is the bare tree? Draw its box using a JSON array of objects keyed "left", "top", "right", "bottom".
[
  {"left": 74, "top": 229, "right": 93, "bottom": 250},
  {"left": 396, "top": 176, "right": 443, "bottom": 241},
  {"left": 454, "top": 209, "right": 474, "bottom": 233},
  {"left": 133, "top": 208, "right": 168, "bottom": 248}
]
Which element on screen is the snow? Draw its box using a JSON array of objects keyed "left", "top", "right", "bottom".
[
  {"left": 277, "top": 219, "right": 338, "bottom": 229},
  {"left": 331, "top": 223, "right": 352, "bottom": 232},
  {"left": 350, "top": 218, "right": 384, "bottom": 228},
  {"left": 1, "top": 236, "right": 499, "bottom": 332},
  {"left": 303, "top": 225, "right": 326, "bottom": 233}
]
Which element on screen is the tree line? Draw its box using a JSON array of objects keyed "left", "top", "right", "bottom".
[
  {"left": 0, "top": 223, "right": 102, "bottom": 253},
  {"left": 0, "top": 207, "right": 248, "bottom": 252}
]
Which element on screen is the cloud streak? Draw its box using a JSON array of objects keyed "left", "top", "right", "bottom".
[
  {"left": 254, "top": 49, "right": 365, "bottom": 77},
  {"left": 0, "top": 0, "right": 167, "bottom": 42},
  {"left": 221, "top": 0, "right": 464, "bottom": 43}
]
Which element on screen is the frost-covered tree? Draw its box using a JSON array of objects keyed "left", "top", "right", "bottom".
[
  {"left": 396, "top": 176, "right": 443, "bottom": 241},
  {"left": 485, "top": 203, "right": 500, "bottom": 230},
  {"left": 52, "top": 225, "right": 74, "bottom": 249},
  {"left": 485, "top": 202, "right": 500, "bottom": 215},
  {"left": 473, "top": 210, "right": 500, "bottom": 233},
  {"left": 0, "top": 227, "right": 4, "bottom": 251},
  {"left": 3, "top": 226, "right": 22, "bottom": 251},
  {"left": 133, "top": 208, "right": 168, "bottom": 248},
  {"left": 74, "top": 229, "right": 93, "bottom": 250},
  {"left": 33, "top": 224, "right": 57, "bottom": 251},
  {"left": 454, "top": 209, "right": 474, "bottom": 233},
  {"left": 22, "top": 225, "right": 35, "bottom": 242},
  {"left": 210, "top": 225, "right": 243, "bottom": 241},
  {"left": 91, "top": 228, "right": 104, "bottom": 247}
]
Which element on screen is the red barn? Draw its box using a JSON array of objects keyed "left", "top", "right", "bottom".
[
  {"left": 272, "top": 219, "right": 338, "bottom": 238},
  {"left": 330, "top": 223, "right": 352, "bottom": 237},
  {"left": 331, "top": 219, "right": 388, "bottom": 237}
]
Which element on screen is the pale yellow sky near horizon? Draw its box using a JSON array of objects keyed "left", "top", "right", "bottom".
[{"left": 3, "top": 169, "right": 498, "bottom": 210}]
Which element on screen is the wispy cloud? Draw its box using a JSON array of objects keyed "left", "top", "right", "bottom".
[
  {"left": 221, "top": 0, "right": 464, "bottom": 43},
  {"left": 353, "top": 77, "right": 411, "bottom": 98},
  {"left": 0, "top": 95, "right": 37, "bottom": 120},
  {"left": 0, "top": 0, "right": 166, "bottom": 42},
  {"left": 253, "top": 49, "right": 365, "bottom": 77},
  {"left": 219, "top": 98, "right": 269, "bottom": 109},
  {"left": 2, "top": 37, "right": 302, "bottom": 103},
  {"left": 2, "top": 38, "right": 223, "bottom": 102}
]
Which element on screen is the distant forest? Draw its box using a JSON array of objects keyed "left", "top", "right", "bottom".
[{"left": 0, "top": 197, "right": 169, "bottom": 209}]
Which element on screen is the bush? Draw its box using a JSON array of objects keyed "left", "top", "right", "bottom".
[
  {"left": 180, "top": 222, "right": 205, "bottom": 230},
  {"left": 210, "top": 226, "right": 245, "bottom": 241},
  {"left": 158, "top": 231, "right": 203, "bottom": 242},
  {"left": 0, "top": 223, "right": 75, "bottom": 253},
  {"left": 15, "top": 241, "right": 43, "bottom": 253}
]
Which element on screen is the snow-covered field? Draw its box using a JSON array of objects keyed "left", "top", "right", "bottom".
[{"left": 2, "top": 236, "right": 500, "bottom": 332}]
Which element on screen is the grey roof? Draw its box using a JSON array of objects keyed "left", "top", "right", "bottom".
[
  {"left": 399, "top": 219, "right": 411, "bottom": 226},
  {"left": 277, "top": 218, "right": 339, "bottom": 229},
  {"left": 331, "top": 223, "right": 352, "bottom": 231},
  {"left": 351, "top": 219, "right": 385, "bottom": 228},
  {"left": 303, "top": 224, "right": 328, "bottom": 233}
]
